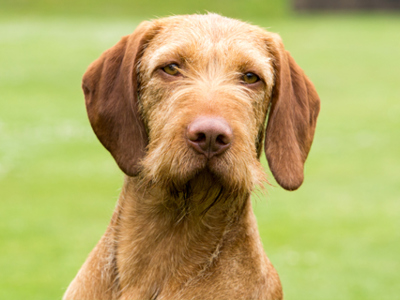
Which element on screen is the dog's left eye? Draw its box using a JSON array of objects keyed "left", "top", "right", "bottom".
[
  {"left": 162, "top": 63, "right": 180, "bottom": 76},
  {"left": 242, "top": 72, "right": 260, "bottom": 84}
]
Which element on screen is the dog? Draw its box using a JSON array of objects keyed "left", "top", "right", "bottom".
[{"left": 63, "top": 13, "right": 320, "bottom": 300}]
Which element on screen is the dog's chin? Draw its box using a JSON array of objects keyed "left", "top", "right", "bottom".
[{"left": 166, "top": 154, "right": 256, "bottom": 196}]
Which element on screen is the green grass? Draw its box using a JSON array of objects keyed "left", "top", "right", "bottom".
[{"left": 1, "top": 11, "right": 400, "bottom": 300}]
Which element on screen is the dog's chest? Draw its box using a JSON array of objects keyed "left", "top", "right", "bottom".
[{"left": 119, "top": 258, "right": 269, "bottom": 300}]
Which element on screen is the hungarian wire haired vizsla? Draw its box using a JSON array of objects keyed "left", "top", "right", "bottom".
[{"left": 64, "top": 13, "right": 320, "bottom": 300}]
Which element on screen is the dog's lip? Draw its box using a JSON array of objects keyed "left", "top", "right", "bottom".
[
  {"left": 188, "top": 142, "right": 230, "bottom": 159},
  {"left": 189, "top": 151, "right": 227, "bottom": 171},
  {"left": 185, "top": 164, "right": 222, "bottom": 184},
  {"left": 192, "top": 153, "right": 224, "bottom": 172}
]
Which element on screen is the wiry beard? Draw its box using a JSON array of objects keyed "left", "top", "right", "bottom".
[
  {"left": 139, "top": 141, "right": 267, "bottom": 202},
  {"left": 137, "top": 168, "right": 250, "bottom": 221}
]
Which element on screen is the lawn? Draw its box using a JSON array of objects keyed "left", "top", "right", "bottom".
[{"left": 0, "top": 9, "right": 399, "bottom": 300}]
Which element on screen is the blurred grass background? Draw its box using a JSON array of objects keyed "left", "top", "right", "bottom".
[{"left": 1, "top": 0, "right": 399, "bottom": 299}]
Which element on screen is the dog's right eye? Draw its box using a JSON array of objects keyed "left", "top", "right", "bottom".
[
  {"left": 242, "top": 72, "right": 260, "bottom": 84},
  {"left": 162, "top": 63, "right": 180, "bottom": 76}
]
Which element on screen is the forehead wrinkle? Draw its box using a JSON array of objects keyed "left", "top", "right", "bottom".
[
  {"left": 210, "top": 40, "right": 275, "bottom": 86},
  {"left": 144, "top": 26, "right": 213, "bottom": 72},
  {"left": 145, "top": 42, "right": 185, "bottom": 74}
]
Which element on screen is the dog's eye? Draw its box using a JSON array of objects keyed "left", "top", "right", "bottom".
[
  {"left": 242, "top": 72, "right": 260, "bottom": 84},
  {"left": 162, "top": 63, "right": 180, "bottom": 76}
]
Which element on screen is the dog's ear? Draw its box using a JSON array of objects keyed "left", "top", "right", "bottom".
[
  {"left": 264, "top": 36, "right": 320, "bottom": 191},
  {"left": 82, "top": 21, "right": 156, "bottom": 176}
]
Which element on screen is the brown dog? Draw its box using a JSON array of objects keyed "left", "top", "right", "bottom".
[{"left": 63, "top": 13, "right": 320, "bottom": 300}]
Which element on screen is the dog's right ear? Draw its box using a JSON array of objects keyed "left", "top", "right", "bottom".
[{"left": 82, "top": 21, "right": 156, "bottom": 176}]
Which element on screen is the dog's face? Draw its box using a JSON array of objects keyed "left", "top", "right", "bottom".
[
  {"left": 82, "top": 14, "right": 320, "bottom": 194},
  {"left": 138, "top": 15, "right": 274, "bottom": 192}
]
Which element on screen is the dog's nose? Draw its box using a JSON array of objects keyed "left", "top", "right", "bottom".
[{"left": 186, "top": 117, "right": 233, "bottom": 158}]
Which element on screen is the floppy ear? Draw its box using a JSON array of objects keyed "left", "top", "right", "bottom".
[
  {"left": 265, "top": 37, "right": 320, "bottom": 191},
  {"left": 82, "top": 21, "right": 156, "bottom": 176}
]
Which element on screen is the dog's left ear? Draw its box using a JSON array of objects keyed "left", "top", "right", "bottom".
[
  {"left": 82, "top": 21, "right": 156, "bottom": 176},
  {"left": 264, "top": 35, "right": 320, "bottom": 191}
]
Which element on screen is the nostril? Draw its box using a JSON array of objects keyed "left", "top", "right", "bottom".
[
  {"left": 216, "top": 134, "right": 232, "bottom": 145},
  {"left": 193, "top": 132, "right": 206, "bottom": 143},
  {"left": 216, "top": 134, "right": 229, "bottom": 145}
]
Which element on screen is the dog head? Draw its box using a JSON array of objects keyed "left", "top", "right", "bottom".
[{"left": 82, "top": 14, "right": 320, "bottom": 193}]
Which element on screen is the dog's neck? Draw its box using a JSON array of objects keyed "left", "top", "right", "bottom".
[{"left": 114, "top": 173, "right": 255, "bottom": 297}]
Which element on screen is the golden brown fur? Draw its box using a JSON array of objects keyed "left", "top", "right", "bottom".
[{"left": 63, "top": 14, "right": 320, "bottom": 300}]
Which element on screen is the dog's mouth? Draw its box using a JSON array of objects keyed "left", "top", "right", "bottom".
[
  {"left": 180, "top": 151, "right": 253, "bottom": 194},
  {"left": 186, "top": 152, "right": 228, "bottom": 179}
]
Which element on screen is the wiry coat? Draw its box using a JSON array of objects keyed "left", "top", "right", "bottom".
[{"left": 64, "top": 14, "right": 320, "bottom": 300}]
